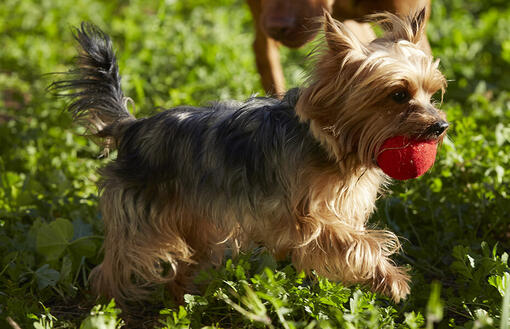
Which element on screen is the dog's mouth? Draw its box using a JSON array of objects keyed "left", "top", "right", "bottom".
[{"left": 375, "top": 136, "right": 439, "bottom": 180}]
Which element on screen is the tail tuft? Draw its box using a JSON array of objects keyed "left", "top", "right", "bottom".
[{"left": 50, "top": 22, "right": 134, "bottom": 156}]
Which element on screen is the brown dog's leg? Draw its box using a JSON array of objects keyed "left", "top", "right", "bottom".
[
  {"left": 247, "top": 0, "right": 286, "bottom": 97},
  {"left": 343, "top": 20, "right": 376, "bottom": 44}
]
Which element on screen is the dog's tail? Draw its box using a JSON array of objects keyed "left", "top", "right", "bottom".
[{"left": 49, "top": 22, "right": 134, "bottom": 156}]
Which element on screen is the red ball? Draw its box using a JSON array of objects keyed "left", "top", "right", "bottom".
[{"left": 376, "top": 136, "right": 438, "bottom": 180}]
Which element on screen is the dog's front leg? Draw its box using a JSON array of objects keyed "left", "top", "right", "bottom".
[{"left": 291, "top": 225, "right": 410, "bottom": 302}]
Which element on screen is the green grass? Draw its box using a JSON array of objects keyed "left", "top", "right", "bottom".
[{"left": 1, "top": 0, "right": 510, "bottom": 328}]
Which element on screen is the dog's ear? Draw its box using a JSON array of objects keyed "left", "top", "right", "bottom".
[
  {"left": 409, "top": 7, "right": 427, "bottom": 39},
  {"left": 323, "top": 10, "right": 367, "bottom": 55},
  {"left": 375, "top": 7, "right": 428, "bottom": 44}
]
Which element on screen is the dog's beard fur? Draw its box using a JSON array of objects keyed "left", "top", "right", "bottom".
[{"left": 50, "top": 8, "right": 447, "bottom": 306}]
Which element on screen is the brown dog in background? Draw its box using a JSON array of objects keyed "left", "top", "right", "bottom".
[{"left": 247, "top": 0, "right": 431, "bottom": 95}]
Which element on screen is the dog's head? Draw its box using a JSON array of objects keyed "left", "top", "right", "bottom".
[
  {"left": 297, "top": 8, "right": 448, "bottom": 167},
  {"left": 259, "top": 0, "right": 328, "bottom": 48}
]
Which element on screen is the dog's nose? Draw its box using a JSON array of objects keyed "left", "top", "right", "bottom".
[
  {"left": 427, "top": 121, "right": 449, "bottom": 137},
  {"left": 265, "top": 18, "right": 296, "bottom": 40},
  {"left": 268, "top": 26, "right": 291, "bottom": 39}
]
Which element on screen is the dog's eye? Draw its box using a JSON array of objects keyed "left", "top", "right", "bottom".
[{"left": 391, "top": 90, "right": 410, "bottom": 104}]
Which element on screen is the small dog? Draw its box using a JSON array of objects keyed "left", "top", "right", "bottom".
[
  {"left": 51, "top": 8, "right": 447, "bottom": 305},
  {"left": 247, "top": 0, "right": 432, "bottom": 95}
]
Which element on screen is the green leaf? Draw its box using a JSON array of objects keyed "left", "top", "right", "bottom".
[
  {"left": 426, "top": 282, "right": 444, "bottom": 329},
  {"left": 36, "top": 218, "right": 74, "bottom": 260},
  {"left": 404, "top": 311, "right": 425, "bottom": 329},
  {"left": 80, "top": 300, "right": 122, "bottom": 329},
  {"left": 72, "top": 218, "right": 93, "bottom": 239},
  {"left": 59, "top": 254, "right": 73, "bottom": 284},
  {"left": 70, "top": 237, "right": 97, "bottom": 258},
  {"left": 502, "top": 273, "right": 510, "bottom": 329},
  {"left": 35, "top": 264, "right": 60, "bottom": 289}
]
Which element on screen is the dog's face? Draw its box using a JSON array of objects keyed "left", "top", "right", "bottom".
[
  {"left": 298, "top": 9, "right": 447, "bottom": 164},
  {"left": 260, "top": 0, "right": 328, "bottom": 47}
]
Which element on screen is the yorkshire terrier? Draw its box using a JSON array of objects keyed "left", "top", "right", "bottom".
[{"left": 51, "top": 8, "right": 447, "bottom": 305}]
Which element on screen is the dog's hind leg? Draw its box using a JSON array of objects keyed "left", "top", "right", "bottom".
[
  {"left": 90, "top": 179, "right": 237, "bottom": 304},
  {"left": 165, "top": 217, "right": 238, "bottom": 298},
  {"left": 90, "top": 182, "right": 197, "bottom": 304}
]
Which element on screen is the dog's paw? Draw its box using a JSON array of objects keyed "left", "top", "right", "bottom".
[
  {"left": 374, "top": 264, "right": 411, "bottom": 303},
  {"left": 387, "top": 268, "right": 411, "bottom": 303}
]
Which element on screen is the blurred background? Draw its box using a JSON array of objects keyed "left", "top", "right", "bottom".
[{"left": 1, "top": 0, "right": 510, "bottom": 328}]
